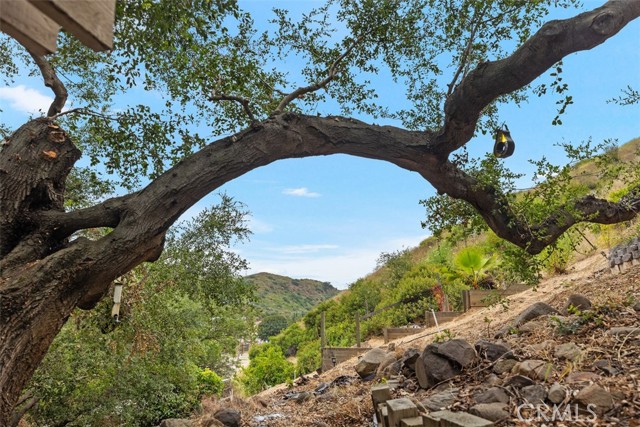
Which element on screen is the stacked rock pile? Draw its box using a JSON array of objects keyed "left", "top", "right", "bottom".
[{"left": 609, "top": 237, "right": 639, "bottom": 273}]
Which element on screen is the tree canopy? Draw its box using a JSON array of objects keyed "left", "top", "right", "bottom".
[{"left": 1, "top": 0, "right": 639, "bottom": 424}]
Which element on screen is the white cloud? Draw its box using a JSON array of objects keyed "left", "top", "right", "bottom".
[
  {"left": 0, "top": 85, "right": 53, "bottom": 114},
  {"left": 282, "top": 187, "right": 321, "bottom": 198},
  {"left": 277, "top": 244, "right": 339, "bottom": 254},
  {"left": 246, "top": 215, "right": 274, "bottom": 234}
]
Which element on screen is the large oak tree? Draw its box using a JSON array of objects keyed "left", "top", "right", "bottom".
[{"left": 1, "top": 0, "right": 639, "bottom": 423}]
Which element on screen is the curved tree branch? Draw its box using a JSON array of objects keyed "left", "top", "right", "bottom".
[
  {"left": 28, "top": 52, "right": 68, "bottom": 117},
  {"left": 434, "top": 0, "right": 640, "bottom": 157}
]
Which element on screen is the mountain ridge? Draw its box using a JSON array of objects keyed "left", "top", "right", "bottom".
[{"left": 245, "top": 272, "right": 340, "bottom": 319}]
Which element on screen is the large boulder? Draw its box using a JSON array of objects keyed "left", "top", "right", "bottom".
[
  {"left": 415, "top": 339, "right": 477, "bottom": 389},
  {"left": 355, "top": 348, "right": 387, "bottom": 379},
  {"left": 475, "top": 340, "right": 513, "bottom": 362},
  {"left": 415, "top": 345, "right": 459, "bottom": 388},
  {"left": 401, "top": 348, "right": 421, "bottom": 371},
  {"left": 214, "top": 408, "right": 241, "bottom": 427},
  {"left": 435, "top": 339, "right": 478, "bottom": 368}
]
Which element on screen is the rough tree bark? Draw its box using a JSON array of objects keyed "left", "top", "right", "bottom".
[{"left": 1, "top": 0, "right": 639, "bottom": 423}]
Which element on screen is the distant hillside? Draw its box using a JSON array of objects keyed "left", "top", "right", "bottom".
[{"left": 244, "top": 273, "right": 340, "bottom": 319}]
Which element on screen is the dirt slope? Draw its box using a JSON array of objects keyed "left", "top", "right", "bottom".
[{"left": 201, "top": 254, "right": 639, "bottom": 426}]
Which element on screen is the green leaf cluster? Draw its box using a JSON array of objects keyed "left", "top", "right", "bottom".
[
  {"left": 236, "top": 344, "right": 294, "bottom": 395},
  {"left": 257, "top": 315, "right": 290, "bottom": 341}
]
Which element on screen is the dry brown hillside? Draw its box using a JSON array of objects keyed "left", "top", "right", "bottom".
[{"left": 196, "top": 254, "right": 639, "bottom": 427}]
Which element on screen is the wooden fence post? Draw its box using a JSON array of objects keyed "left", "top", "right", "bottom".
[
  {"left": 462, "top": 290, "right": 470, "bottom": 312},
  {"left": 320, "top": 311, "right": 326, "bottom": 349},
  {"left": 355, "top": 313, "right": 361, "bottom": 348}
]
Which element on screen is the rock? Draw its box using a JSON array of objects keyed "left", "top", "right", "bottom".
[
  {"left": 475, "top": 387, "right": 509, "bottom": 404},
  {"left": 402, "top": 348, "right": 421, "bottom": 371},
  {"left": 380, "top": 361, "right": 402, "bottom": 378},
  {"left": 475, "top": 340, "right": 513, "bottom": 361},
  {"left": 565, "top": 371, "right": 600, "bottom": 384},
  {"left": 214, "top": 409, "right": 241, "bottom": 427},
  {"left": 377, "top": 353, "right": 400, "bottom": 377},
  {"left": 516, "top": 360, "right": 553, "bottom": 381},
  {"left": 483, "top": 374, "right": 501, "bottom": 386},
  {"left": 415, "top": 345, "right": 459, "bottom": 389},
  {"left": 288, "top": 391, "right": 313, "bottom": 404},
  {"left": 606, "top": 327, "right": 640, "bottom": 337},
  {"left": 495, "top": 302, "right": 559, "bottom": 338},
  {"left": 574, "top": 383, "right": 614, "bottom": 415},
  {"left": 514, "top": 302, "right": 559, "bottom": 323},
  {"left": 564, "top": 294, "right": 592, "bottom": 314},
  {"left": 593, "top": 359, "right": 619, "bottom": 376},
  {"left": 421, "top": 388, "right": 459, "bottom": 411},
  {"left": 158, "top": 420, "right": 192, "bottom": 427},
  {"left": 633, "top": 301, "right": 640, "bottom": 312},
  {"left": 314, "top": 382, "right": 329, "bottom": 394},
  {"left": 435, "top": 339, "right": 478, "bottom": 368},
  {"left": 355, "top": 348, "right": 388, "bottom": 378},
  {"left": 504, "top": 375, "right": 535, "bottom": 388},
  {"left": 554, "top": 342, "right": 582, "bottom": 361},
  {"left": 493, "top": 359, "right": 517, "bottom": 375},
  {"left": 517, "top": 320, "right": 545, "bottom": 334},
  {"left": 521, "top": 384, "right": 546, "bottom": 404},
  {"left": 548, "top": 382, "right": 566, "bottom": 404},
  {"left": 470, "top": 402, "right": 510, "bottom": 422}
]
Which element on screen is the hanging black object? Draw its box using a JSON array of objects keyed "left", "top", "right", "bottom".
[{"left": 493, "top": 125, "right": 515, "bottom": 158}]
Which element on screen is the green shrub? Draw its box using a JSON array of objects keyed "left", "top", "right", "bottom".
[
  {"left": 296, "top": 339, "right": 322, "bottom": 374},
  {"left": 257, "top": 315, "right": 289, "bottom": 341},
  {"left": 237, "top": 345, "right": 294, "bottom": 395},
  {"left": 197, "top": 368, "right": 224, "bottom": 397},
  {"left": 271, "top": 322, "right": 313, "bottom": 356}
]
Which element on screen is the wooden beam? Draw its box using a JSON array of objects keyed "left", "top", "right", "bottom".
[
  {"left": 28, "top": 0, "right": 115, "bottom": 51},
  {"left": 0, "top": 0, "right": 60, "bottom": 55}
]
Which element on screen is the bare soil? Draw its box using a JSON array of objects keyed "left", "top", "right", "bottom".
[{"left": 201, "top": 254, "right": 640, "bottom": 426}]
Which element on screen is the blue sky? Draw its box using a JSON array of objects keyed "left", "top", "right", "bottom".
[{"left": 1, "top": 1, "right": 639, "bottom": 289}]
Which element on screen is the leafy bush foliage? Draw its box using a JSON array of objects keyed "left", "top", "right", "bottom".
[
  {"left": 237, "top": 344, "right": 294, "bottom": 395},
  {"left": 197, "top": 368, "right": 225, "bottom": 397},
  {"left": 295, "top": 339, "right": 322, "bottom": 373},
  {"left": 257, "top": 315, "right": 290, "bottom": 341}
]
